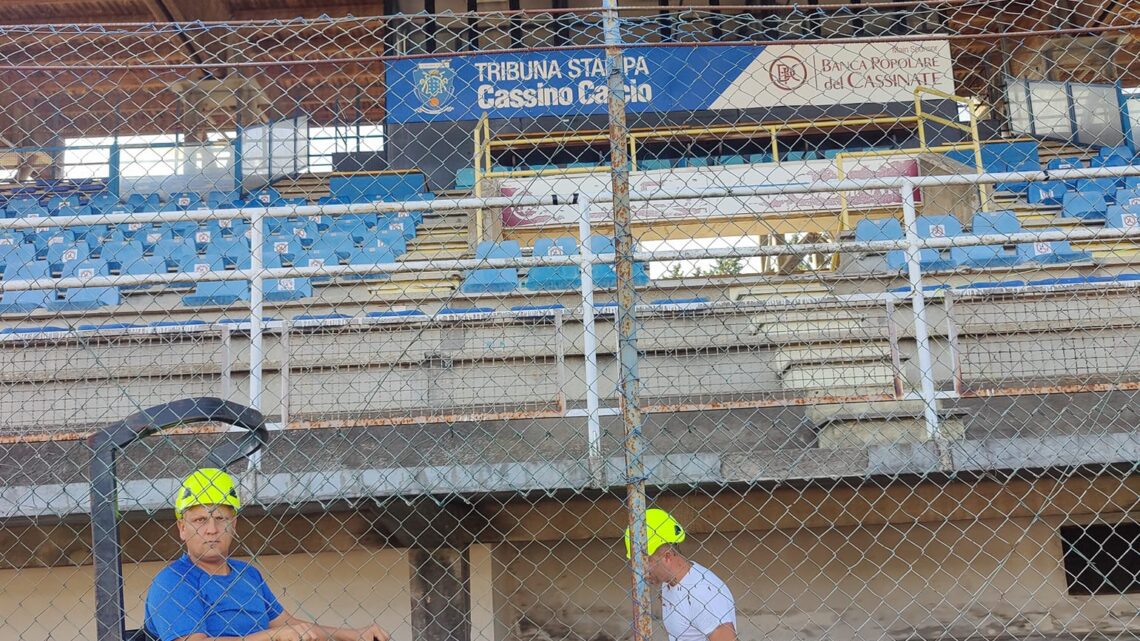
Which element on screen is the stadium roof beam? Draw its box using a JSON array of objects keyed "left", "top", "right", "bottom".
[
  {"left": 139, "top": 0, "right": 232, "bottom": 72},
  {"left": 231, "top": 3, "right": 399, "bottom": 20}
]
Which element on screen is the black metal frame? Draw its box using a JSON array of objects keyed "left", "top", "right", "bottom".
[{"left": 87, "top": 397, "right": 269, "bottom": 641}]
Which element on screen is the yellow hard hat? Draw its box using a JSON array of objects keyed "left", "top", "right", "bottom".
[
  {"left": 174, "top": 468, "right": 241, "bottom": 519},
  {"left": 624, "top": 508, "right": 686, "bottom": 559}
]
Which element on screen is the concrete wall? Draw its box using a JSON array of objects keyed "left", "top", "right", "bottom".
[
  {"left": 4, "top": 508, "right": 1139, "bottom": 641},
  {"left": 1, "top": 549, "right": 414, "bottom": 641},
  {"left": 8, "top": 286, "right": 1140, "bottom": 434},
  {"left": 493, "top": 516, "right": 1140, "bottom": 641}
]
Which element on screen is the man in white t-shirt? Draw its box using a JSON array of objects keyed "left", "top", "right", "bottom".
[{"left": 624, "top": 509, "right": 738, "bottom": 641}]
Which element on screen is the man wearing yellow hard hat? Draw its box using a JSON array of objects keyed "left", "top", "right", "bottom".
[
  {"left": 624, "top": 509, "right": 738, "bottom": 641},
  {"left": 144, "top": 468, "right": 390, "bottom": 641}
]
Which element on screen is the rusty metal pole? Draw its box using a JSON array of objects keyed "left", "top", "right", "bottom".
[{"left": 601, "top": 3, "right": 652, "bottom": 641}]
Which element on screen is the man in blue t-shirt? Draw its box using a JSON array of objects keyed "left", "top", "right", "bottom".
[{"left": 145, "top": 468, "right": 389, "bottom": 641}]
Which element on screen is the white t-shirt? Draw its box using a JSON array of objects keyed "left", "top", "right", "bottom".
[{"left": 661, "top": 562, "right": 737, "bottom": 641}]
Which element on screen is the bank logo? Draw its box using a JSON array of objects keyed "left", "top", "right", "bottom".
[
  {"left": 769, "top": 55, "right": 807, "bottom": 91},
  {"left": 413, "top": 61, "right": 456, "bottom": 115}
]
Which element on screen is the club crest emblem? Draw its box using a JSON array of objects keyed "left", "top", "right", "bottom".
[{"left": 413, "top": 61, "right": 456, "bottom": 115}]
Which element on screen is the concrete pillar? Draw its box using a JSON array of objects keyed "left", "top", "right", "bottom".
[{"left": 410, "top": 547, "right": 472, "bottom": 641}]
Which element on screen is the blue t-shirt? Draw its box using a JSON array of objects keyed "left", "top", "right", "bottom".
[{"left": 144, "top": 555, "right": 285, "bottom": 641}]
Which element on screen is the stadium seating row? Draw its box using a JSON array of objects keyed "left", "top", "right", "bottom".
[
  {"left": 853, "top": 209, "right": 1119, "bottom": 271},
  {"left": 0, "top": 188, "right": 297, "bottom": 217},
  {"left": 0, "top": 212, "right": 420, "bottom": 311},
  {"left": 10, "top": 270, "right": 1140, "bottom": 339},
  {"left": 3, "top": 172, "right": 432, "bottom": 218},
  {"left": 460, "top": 237, "right": 651, "bottom": 294},
  {"left": 946, "top": 142, "right": 1137, "bottom": 195}
]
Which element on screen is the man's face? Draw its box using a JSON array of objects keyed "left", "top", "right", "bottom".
[
  {"left": 177, "top": 504, "right": 236, "bottom": 564},
  {"left": 643, "top": 546, "right": 673, "bottom": 585}
]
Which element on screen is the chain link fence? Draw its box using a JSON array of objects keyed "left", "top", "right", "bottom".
[{"left": 1, "top": 3, "right": 1140, "bottom": 641}]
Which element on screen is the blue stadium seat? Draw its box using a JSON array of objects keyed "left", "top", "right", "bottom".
[
  {"left": 330, "top": 173, "right": 426, "bottom": 202},
  {"left": 718, "top": 155, "right": 747, "bottom": 166},
  {"left": 1018, "top": 228, "right": 1092, "bottom": 264},
  {"left": 297, "top": 236, "right": 349, "bottom": 282},
  {"left": 207, "top": 190, "right": 241, "bottom": 209},
  {"left": 293, "top": 313, "right": 352, "bottom": 323},
  {"left": 526, "top": 237, "right": 580, "bottom": 291},
  {"left": 956, "top": 280, "right": 1026, "bottom": 290},
  {"left": 207, "top": 235, "right": 252, "bottom": 265},
  {"left": 1115, "top": 189, "right": 1140, "bottom": 207},
  {"left": 5, "top": 195, "right": 40, "bottom": 215},
  {"left": 170, "top": 192, "right": 203, "bottom": 210},
  {"left": 750, "top": 153, "right": 772, "bottom": 164},
  {"left": 439, "top": 306, "right": 495, "bottom": 316},
  {"left": 1028, "top": 182, "right": 1066, "bottom": 206},
  {"left": 204, "top": 218, "right": 249, "bottom": 239},
  {"left": 953, "top": 211, "right": 1025, "bottom": 269},
  {"left": 455, "top": 168, "right": 476, "bottom": 190},
  {"left": 100, "top": 240, "right": 145, "bottom": 275},
  {"left": 87, "top": 192, "right": 122, "bottom": 215},
  {"left": 650, "top": 297, "right": 710, "bottom": 306},
  {"left": 1105, "top": 205, "right": 1140, "bottom": 230},
  {"left": 357, "top": 228, "right": 406, "bottom": 257},
  {"left": 166, "top": 240, "right": 207, "bottom": 290},
  {"left": 46, "top": 243, "right": 88, "bottom": 269},
  {"left": 948, "top": 141, "right": 1040, "bottom": 193},
  {"left": 190, "top": 227, "right": 225, "bottom": 250},
  {"left": 77, "top": 323, "right": 139, "bottom": 332},
  {"left": 46, "top": 258, "right": 119, "bottom": 310},
  {"left": 1097, "top": 146, "right": 1134, "bottom": 163},
  {"left": 1074, "top": 177, "right": 1119, "bottom": 197},
  {"left": 914, "top": 215, "right": 962, "bottom": 271},
  {"left": 0, "top": 250, "right": 50, "bottom": 314},
  {"left": 344, "top": 245, "right": 395, "bottom": 281},
  {"left": 460, "top": 240, "right": 521, "bottom": 293},
  {"left": 638, "top": 159, "right": 672, "bottom": 171},
  {"left": 854, "top": 218, "right": 905, "bottom": 270},
  {"left": 381, "top": 212, "right": 419, "bottom": 240},
  {"left": 33, "top": 231, "right": 74, "bottom": 261},
  {"left": 181, "top": 254, "right": 250, "bottom": 307},
  {"left": 103, "top": 237, "right": 166, "bottom": 289},
  {"left": 1089, "top": 151, "right": 1126, "bottom": 171},
  {"left": 510, "top": 304, "right": 567, "bottom": 316},
  {"left": 0, "top": 235, "right": 25, "bottom": 268},
  {"left": 0, "top": 326, "right": 67, "bottom": 335},
  {"left": 126, "top": 193, "right": 162, "bottom": 212},
  {"left": 1062, "top": 191, "right": 1108, "bottom": 219},
  {"left": 330, "top": 213, "right": 378, "bottom": 235},
  {"left": 1046, "top": 157, "right": 1084, "bottom": 190},
  {"left": 123, "top": 253, "right": 171, "bottom": 292},
  {"left": 588, "top": 235, "right": 649, "bottom": 288},
  {"left": 367, "top": 309, "right": 427, "bottom": 320},
  {"left": 263, "top": 237, "right": 304, "bottom": 266},
  {"left": 263, "top": 252, "right": 312, "bottom": 302},
  {"left": 888, "top": 284, "right": 951, "bottom": 294},
  {"left": 306, "top": 232, "right": 356, "bottom": 260},
  {"left": 139, "top": 227, "right": 176, "bottom": 255},
  {"left": 54, "top": 205, "right": 92, "bottom": 219},
  {"left": 1028, "top": 275, "right": 1114, "bottom": 287},
  {"left": 161, "top": 238, "right": 200, "bottom": 270},
  {"left": 281, "top": 220, "right": 319, "bottom": 246},
  {"left": 45, "top": 195, "right": 81, "bottom": 213},
  {"left": 248, "top": 188, "right": 283, "bottom": 207},
  {"left": 16, "top": 206, "right": 52, "bottom": 242}
]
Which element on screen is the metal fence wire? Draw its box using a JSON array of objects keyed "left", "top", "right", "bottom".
[{"left": 1, "top": 3, "right": 1140, "bottom": 641}]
